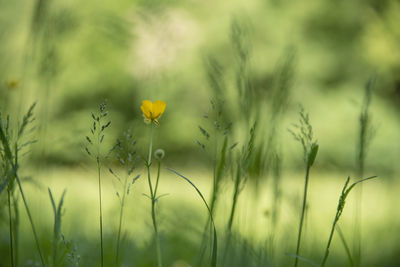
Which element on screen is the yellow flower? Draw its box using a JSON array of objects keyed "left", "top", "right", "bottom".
[{"left": 141, "top": 100, "right": 166, "bottom": 125}]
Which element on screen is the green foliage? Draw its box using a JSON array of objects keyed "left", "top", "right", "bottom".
[{"left": 48, "top": 188, "right": 68, "bottom": 267}]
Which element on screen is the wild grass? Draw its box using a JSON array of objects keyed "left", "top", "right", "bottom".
[
  {"left": 289, "top": 107, "right": 319, "bottom": 267},
  {"left": 0, "top": 3, "right": 396, "bottom": 267},
  {"left": 353, "top": 76, "right": 376, "bottom": 267},
  {"left": 85, "top": 102, "right": 112, "bottom": 267},
  {"left": 108, "top": 129, "right": 140, "bottom": 267},
  {"left": 0, "top": 103, "right": 45, "bottom": 266}
]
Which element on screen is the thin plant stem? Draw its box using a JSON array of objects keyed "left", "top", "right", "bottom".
[
  {"left": 95, "top": 116, "right": 105, "bottom": 267},
  {"left": 8, "top": 189, "right": 14, "bottom": 267},
  {"left": 12, "top": 193, "right": 19, "bottom": 267},
  {"left": 294, "top": 165, "right": 310, "bottom": 267},
  {"left": 223, "top": 163, "right": 241, "bottom": 266},
  {"left": 227, "top": 165, "right": 241, "bottom": 232},
  {"left": 14, "top": 172, "right": 46, "bottom": 266},
  {"left": 154, "top": 160, "right": 161, "bottom": 197},
  {"left": 97, "top": 157, "right": 104, "bottom": 267},
  {"left": 321, "top": 211, "right": 340, "bottom": 266},
  {"left": 148, "top": 125, "right": 153, "bottom": 166},
  {"left": 146, "top": 124, "right": 162, "bottom": 267},
  {"left": 151, "top": 195, "right": 162, "bottom": 267},
  {"left": 354, "top": 76, "right": 374, "bottom": 267},
  {"left": 115, "top": 175, "right": 128, "bottom": 267}
]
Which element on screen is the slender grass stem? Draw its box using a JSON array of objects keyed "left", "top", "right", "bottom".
[
  {"left": 354, "top": 76, "right": 375, "bottom": 267},
  {"left": 146, "top": 124, "right": 162, "bottom": 267},
  {"left": 294, "top": 165, "right": 310, "bottom": 267},
  {"left": 97, "top": 158, "right": 104, "bottom": 267},
  {"left": 7, "top": 189, "right": 14, "bottom": 267},
  {"left": 14, "top": 172, "right": 46, "bottom": 267},
  {"left": 227, "top": 166, "right": 241, "bottom": 232},
  {"left": 320, "top": 212, "right": 340, "bottom": 267},
  {"left": 115, "top": 175, "right": 128, "bottom": 267},
  {"left": 12, "top": 193, "right": 19, "bottom": 267}
]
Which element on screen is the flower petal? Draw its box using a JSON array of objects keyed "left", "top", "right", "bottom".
[
  {"left": 152, "top": 100, "right": 166, "bottom": 119},
  {"left": 141, "top": 100, "right": 153, "bottom": 120}
]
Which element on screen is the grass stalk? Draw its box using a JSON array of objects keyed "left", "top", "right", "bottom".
[
  {"left": 115, "top": 175, "right": 128, "bottom": 267},
  {"left": 85, "top": 102, "right": 111, "bottom": 267},
  {"left": 0, "top": 123, "right": 46, "bottom": 267},
  {"left": 227, "top": 164, "right": 241, "bottom": 232},
  {"left": 290, "top": 108, "right": 318, "bottom": 267},
  {"left": 294, "top": 165, "right": 310, "bottom": 267},
  {"left": 7, "top": 189, "right": 15, "bottom": 267},
  {"left": 97, "top": 155, "right": 104, "bottom": 267},
  {"left": 354, "top": 76, "right": 375, "bottom": 267},
  {"left": 15, "top": 171, "right": 46, "bottom": 266},
  {"left": 12, "top": 192, "right": 19, "bottom": 267},
  {"left": 321, "top": 176, "right": 377, "bottom": 267}
]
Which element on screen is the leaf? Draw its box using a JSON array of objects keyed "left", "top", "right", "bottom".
[{"left": 168, "top": 168, "right": 218, "bottom": 267}]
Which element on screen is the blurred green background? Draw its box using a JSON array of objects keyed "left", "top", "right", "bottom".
[{"left": 0, "top": 0, "right": 399, "bottom": 266}]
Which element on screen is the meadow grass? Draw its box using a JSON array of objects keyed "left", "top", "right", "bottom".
[
  {"left": 1, "top": 4, "right": 397, "bottom": 266},
  {"left": 85, "top": 102, "right": 112, "bottom": 267},
  {"left": 1, "top": 68, "right": 386, "bottom": 267},
  {"left": 0, "top": 61, "right": 387, "bottom": 267},
  {"left": 289, "top": 107, "right": 319, "bottom": 267}
]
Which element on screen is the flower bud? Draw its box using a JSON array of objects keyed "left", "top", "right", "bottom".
[{"left": 154, "top": 149, "right": 165, "bottom": 160}]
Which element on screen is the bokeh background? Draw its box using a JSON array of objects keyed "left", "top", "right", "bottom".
[{"left": 0, "top": 0, "right": 399, "bottom": 266}]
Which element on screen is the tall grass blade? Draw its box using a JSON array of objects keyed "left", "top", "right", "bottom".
[{"left": 168, "top": 168, "right": 218, "bottom": 267}]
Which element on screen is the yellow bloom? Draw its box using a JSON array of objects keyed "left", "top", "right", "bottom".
[{"left": 141, "top": 100, "right": 166, "bottom": 125}]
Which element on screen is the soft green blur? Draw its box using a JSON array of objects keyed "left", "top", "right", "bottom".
[{"left": 0, "top": 0, "right": 399, "bottom": 266}]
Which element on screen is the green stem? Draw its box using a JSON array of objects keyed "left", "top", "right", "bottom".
[
  {"left": 154, "top": 160, "right": 161, "bottom": 197},
  {"left": 294, "top": 165, "right": 310, "bottom": 267},
  {"left": 223, "top": 166, "right": 241, "bottom": 266},
  {"left": 8, "top": 189, "right": 14, "bottom": 267},
  {"left": 97, "top": 158, "right": 104, "bottom": 267},
  {"left": 14, "top": 172, "right": 46, "bottom": 266},
  {"left": 148, "top": 125, "right": 153, "bottom": 166},
  {"left": 151, "top": 199, "right": 162, "bottom": 267},
  {"left": 146, "top": 124, "right": 162, "bottom": 267},
  {"left": 116, "top": 176, "right": 128, "bottom": 267},
  {"left": 321, "top": 213, "right": 340, "bottom": 267},
  {"left": 353, "top": 184, "right": 363, "bottom": 267},
  {"left": 12, "top": 193, "right": 19, "bottom": 267},
  {"left": 227, "top": 166, "right": 241, "bottom": 232}
]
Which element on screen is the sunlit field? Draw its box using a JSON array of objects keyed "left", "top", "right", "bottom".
[{"left": 1, "top": 0, "right": 400, "bottom": 267}]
